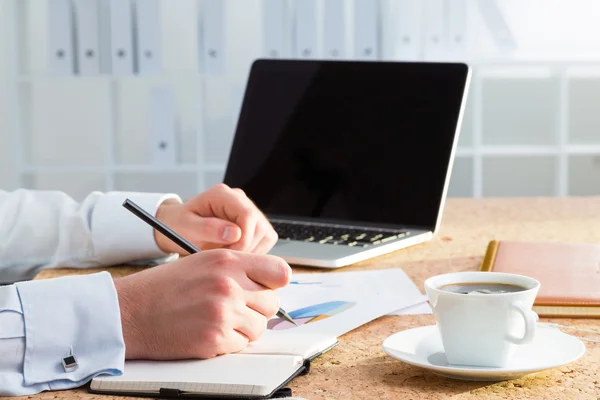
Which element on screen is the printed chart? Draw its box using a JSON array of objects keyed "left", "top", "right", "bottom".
[{"left": 268, "top": 301, "right": 356, "bottom": 330}]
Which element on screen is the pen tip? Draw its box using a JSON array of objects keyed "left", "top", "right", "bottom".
[{"left": 279, "top": 310, "right": 297, "bottom": 326}]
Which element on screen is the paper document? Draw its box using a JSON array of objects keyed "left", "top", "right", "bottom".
[
  {"left": 92, "top": 268, "right": 428, "bottom": 398},
  {"left": 262, "top": 269, "right": 424, "bottom": 338},
  {"left": 389, "top": 294, "right": 433, "bottom": 315}
]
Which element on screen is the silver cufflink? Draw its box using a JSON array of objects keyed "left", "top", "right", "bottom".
[{"left": 62, "top": 347, "right": 78, "bottom": 373}]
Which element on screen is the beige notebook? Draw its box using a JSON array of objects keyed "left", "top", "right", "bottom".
[
  {"left": 90, "top": 333, "right": 337, "bottom": 399},
  {"left": 480, "top": 240, "right": 600, "bottom": 318}
]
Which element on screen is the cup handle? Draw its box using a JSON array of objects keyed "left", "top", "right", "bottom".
[{"left": 506, "top": 302, "right": 538, "bottom": 345}]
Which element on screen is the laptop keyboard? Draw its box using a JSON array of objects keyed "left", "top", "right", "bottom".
[{"left": 270, "top": 220, "right": 409, "bottom": 247}]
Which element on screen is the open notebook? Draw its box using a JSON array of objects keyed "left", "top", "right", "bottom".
[
  {"left": 90, "top": 332, "right": 337, "bottom": 398},
  {"left": 90, "top": 268, "right": 426, "bottom": 398}
]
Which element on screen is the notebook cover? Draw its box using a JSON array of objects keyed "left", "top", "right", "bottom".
[
  {"left": 87, "top": 360, "right": 308, "bottom": 399},
  {"left": 87, "top": 342, "right": 338, "bottom": 399},
  {"left": 480, "top": 240, "right": 600, "bottom": 318}
]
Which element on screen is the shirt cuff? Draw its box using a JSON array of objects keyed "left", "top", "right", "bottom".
[
  {"left": 15, "top": 272, "right": 125, "bottom": 386},
  {"left": 91, "top": 191, "right": 182, "bottom": 266}
]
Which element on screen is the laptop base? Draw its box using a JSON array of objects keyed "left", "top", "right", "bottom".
[{"left": 268, "top": 231, "right": 433, "bottom": 268}]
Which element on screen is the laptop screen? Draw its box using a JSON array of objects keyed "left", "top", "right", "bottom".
[{"left": 223, "top": 60, "right": 469, "bottom": 231}]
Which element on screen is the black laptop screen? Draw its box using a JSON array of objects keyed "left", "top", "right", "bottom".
[{"left": 223, "top": 60, "right": 469, "bottom": 231}]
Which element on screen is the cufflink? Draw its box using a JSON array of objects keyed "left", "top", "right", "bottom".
[{"left": 62, "top": 347, "right": 78, "bottom": 373}]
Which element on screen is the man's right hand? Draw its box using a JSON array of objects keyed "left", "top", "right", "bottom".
[{"left": 113, "top": 250, "right": 291, "bottom": 360}]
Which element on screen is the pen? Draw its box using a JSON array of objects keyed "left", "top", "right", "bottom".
[{"left": 122, "top": 198, "right": 297, "bottom": 326}]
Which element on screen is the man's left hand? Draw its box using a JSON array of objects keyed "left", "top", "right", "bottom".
[{"left": 154, "top": 184, "right": 278, "bottom": 255}]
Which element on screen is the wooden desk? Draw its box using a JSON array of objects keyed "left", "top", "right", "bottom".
[{"left": 32, "top": 197, "right": 600, "bottom": 400}]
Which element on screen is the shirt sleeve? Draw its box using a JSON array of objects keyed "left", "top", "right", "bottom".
[
  {"left": 90, "top": 191, "right": 182, "bottom": 266},
  {"left": 0, "top": 189, "right": 182, "bottom": 284},
  {"left": 0, "top": 272, "right": 125, "bottom": 396}
]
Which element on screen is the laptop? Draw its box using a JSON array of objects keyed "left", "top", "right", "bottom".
[{"left": 223, "top": 59, "right": 471, "bottom": 268}]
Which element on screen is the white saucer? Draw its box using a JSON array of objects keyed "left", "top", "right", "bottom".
[{"left": 382, "top": 325, "right": 586, "bottom": 381}]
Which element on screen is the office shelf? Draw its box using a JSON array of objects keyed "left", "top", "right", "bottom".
[
  {"left": 20, "top": 164, "right": 226, "bottom": 174},
  {"left": 4, "top": 0, "right": 600, "bottom": 200},
  {"left": 9, "top": 64, "right": 600, "bottom": 199},
  {"left": 16, "top": 72, "right": 207, "bottom": 84}
]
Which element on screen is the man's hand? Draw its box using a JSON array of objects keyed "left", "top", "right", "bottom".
[
  {"left": 114, "top": 250, "right": 291, "bottom": 360},
  {"left": 155, "top": 184, "right": 278, "bottom": 254}
]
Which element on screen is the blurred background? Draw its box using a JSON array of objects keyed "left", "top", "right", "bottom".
[{"left": 1, "top": 0, "right": 600, "bottom": 202}]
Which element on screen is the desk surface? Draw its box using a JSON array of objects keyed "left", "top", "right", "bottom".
[{"left": 32, "top": 197, "right": 600, "bottom": 400}]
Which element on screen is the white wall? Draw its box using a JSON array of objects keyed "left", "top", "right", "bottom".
[{"left": 2, "top": 0, "right": 600, "bottom": 201}]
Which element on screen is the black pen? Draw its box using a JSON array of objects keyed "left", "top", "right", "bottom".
[{"left": 122, "top": 198, "right": 297, "bottom": 326}]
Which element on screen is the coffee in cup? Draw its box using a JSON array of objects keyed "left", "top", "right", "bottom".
[
  {"left": 424, "top": 271, "right": 540, "bottom": 368},
  {"left": 439, "top": 282, "right": 528, "bottom": 295}
]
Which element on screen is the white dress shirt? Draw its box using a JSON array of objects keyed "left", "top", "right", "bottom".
[{"left": 0, "top": 189, "right": 180, "bottom": 396}]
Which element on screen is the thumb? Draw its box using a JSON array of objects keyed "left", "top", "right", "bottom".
[{"left": 192, "top": 216, "right": 242, "bottom": 244}]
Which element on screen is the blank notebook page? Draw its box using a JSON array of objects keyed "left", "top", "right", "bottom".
[
  {"left": 241, "top": 331, "right": 337, "bottom": 358},
  {"left": 91, "top": 354, "right": 304, "bottom": 397}
]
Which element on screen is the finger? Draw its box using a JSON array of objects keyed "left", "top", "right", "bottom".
[
  {"left": 241, "top": 217, "right": 262, "bottom": 253},
  {"left": 243, "top": 221, "right": 263, "bottom": 254},
  {"left": 251, "top": 222, "right": 279, "bottom": 254},
  {"left": 244, "top": 287, "right": 280, "bottom": 318},
  {"left": 218, "top": 330, "right": 250, "bottom": 355},
  {"left": 231, "top": 187, "right": 246, "bottom": 196},
  {"left": 185, "top": 216, "right": 242, "bottom": 245},
  {"left": 245, "top": 219, "right": 273, "bottom": 254},
  {"left": 236, "top": 200, "right": 278, "bottom": 254},
  {"left": 195, "top": 186, "right": 261, "bottom": 252},
  {"left": 227, "top": 205, "right": 261, "bottom": 252},
  {"left": 243, "top": 254, "right": 291, "bottom": 290},
  {"left": 224, "top": 188, "right": 269, "bottom": 253},
  {"left": 234, "top": 306, "right": 269, "bottom": 342}
]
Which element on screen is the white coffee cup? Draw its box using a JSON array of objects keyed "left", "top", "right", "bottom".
[{"left": 424, "top": 271, "right": 540, "bottom": 368}]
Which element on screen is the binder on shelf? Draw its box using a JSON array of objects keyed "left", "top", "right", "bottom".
[
  {"left": 445, "top": 0, "right": 467, "bottom": 61},
  {"left": 199, "top": 0, "right": 226, "bottom": 75},
  {"left": 73, "top": 0, "right": 101, "bottom": 75},
  {"left": 99, "top": 0, "right": 134, "bottom": 75},
  {"left": 293, "top": 0, "right": 318, "bottom": 59},
  {"left": 476, "top": 0, "right": 516, "bottom": 54},
  {"left": 423, "top": 0, "right": 445, "bottom": 61},
  {"left": 390, "top": 0, "right": 422, "bottom": 61},
  {"left": 47, "top": 0, "right": 75, "bottom": 75},
  {"left": 263, "top": 0, "right": 288, "bottom": 58},
  {"left": 132, "top": 0, "right": 162, "bottom": 75},
  {"left": 323, "top": 0, "right": 345, "bottom": 59},
  {"left": 149, "top": 86, "right": 177, "bottom": 166},
  {"left": 353, "top": 0, "right": 379, "bottom": 60}
]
